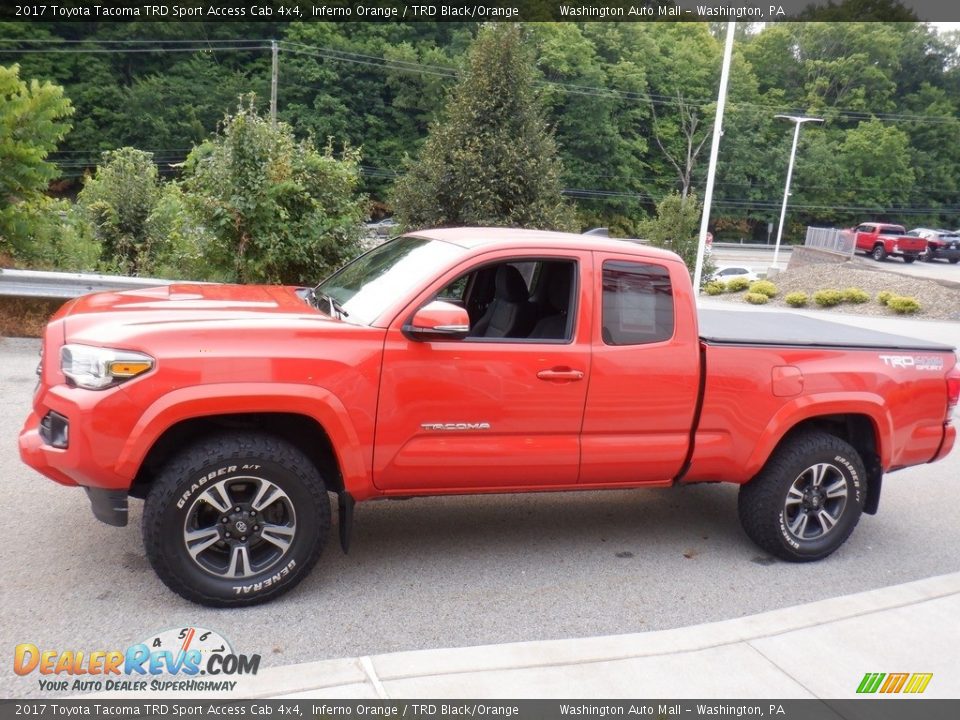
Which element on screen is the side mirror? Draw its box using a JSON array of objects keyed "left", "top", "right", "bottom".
[{"left": 404, "top": 300, "right": 471, "bottom": 341}]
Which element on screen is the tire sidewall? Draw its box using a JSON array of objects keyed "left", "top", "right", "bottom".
[
  {"left": 147, "top": 452, "right": 328, "bottom": 604},
  {"left": 775, "top": 445, "right": 864, "bottom": 560}
]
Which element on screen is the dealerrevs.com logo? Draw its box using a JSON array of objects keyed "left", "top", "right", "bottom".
[{"left": 14, "top": 627, "right": 260, "bottom": 693}]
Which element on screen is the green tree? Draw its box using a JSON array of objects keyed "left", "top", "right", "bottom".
[
  {"left": 639, "top": 192, "right": 714, "bottom": 281},
  {"left": 77, "top": 147, "right": 165, "bottom": 274},
  {"left": 0, "top": 64, "right": 73, "bottom": 257},
  {"left": 392, "top": 24, "right": 575, "bottom": 231},
  {"left": 183, "top": 95, "right": 367, "bottom": 285}
]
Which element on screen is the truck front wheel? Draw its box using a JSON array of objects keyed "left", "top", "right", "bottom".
[
  {"left": 142, "top": 432, "right": 331, "bottom": 606},
  {"left": 738, "top": 431, "right": 865, "bottom": 562},
  {"left": 872, "top": 245, "right": 887, "bottom": 261}
]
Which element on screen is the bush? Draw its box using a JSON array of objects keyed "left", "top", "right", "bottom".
[
  {"left": 887, "top": 296, "right": 921, "bottom": 314},
  {"left": 704, "top": 280, "right": 725, "bottom": 296},
  {"left": 744, "top": 292, "right": 769, "bottom": 305},
  {"left": 784, "top": 292, "right": 808, "bottom": 307},
  {"left": 725, "top": 277, "right": 750, "bottom": 292},
  {"left": 748, "top": 280, "right": 779, "bottom": 298},
  {"left": 842, "top": 287, "right": 870, "bottom": 304},
  {"left": 813, "top": 289, "right": 843, "bottom": 307},
  {"left": 876, "top": 290, "right": 893, "bottom": 305}
]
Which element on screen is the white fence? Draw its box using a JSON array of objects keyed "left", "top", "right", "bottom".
[{"left": 805, "top": 227, "right": 856, "bottom": 256}]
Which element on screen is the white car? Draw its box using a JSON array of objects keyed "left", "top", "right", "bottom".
[{"left": 711, "top": 266, "right": 758, "bottom": 283}]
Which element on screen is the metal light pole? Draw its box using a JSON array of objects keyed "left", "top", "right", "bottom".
[
  {"left": 772, "top": 114, "right": 823, "bottom": 269},
  {"left": 693, "top": 21, "right": 736, "bottom": 297}
]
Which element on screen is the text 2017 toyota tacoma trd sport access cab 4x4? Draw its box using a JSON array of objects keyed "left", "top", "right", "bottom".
[{"left": 20, "top": 228, "right": 959, "bottom": 606}]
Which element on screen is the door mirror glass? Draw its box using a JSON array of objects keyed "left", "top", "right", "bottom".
[{"left": 405, "top": 300, "right": 470, "bottom": 341}]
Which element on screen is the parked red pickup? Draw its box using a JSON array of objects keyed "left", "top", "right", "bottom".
[
  {"left": 19, "top": 228, "right": 959, "bottom": 606},
  {"left": 853, "top": 222, "right": 926, "bottom": 263}
]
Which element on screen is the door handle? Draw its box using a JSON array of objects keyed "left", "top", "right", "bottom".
[{"left": 537, "top": 368, "right": 584, "bottom": 382}]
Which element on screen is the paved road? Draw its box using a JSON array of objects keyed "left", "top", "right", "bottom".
[{"left": 2, "top": 318, "right": 960, "bottom": 698}]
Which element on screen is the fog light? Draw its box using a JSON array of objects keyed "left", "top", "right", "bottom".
[{"left": 39, "top": 411, "right": 69, "bottom": 449}]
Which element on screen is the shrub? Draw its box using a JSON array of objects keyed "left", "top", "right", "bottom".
[
  {"left": 876, "top": 290, "right": 893, "bottom": 305},
  {"left": 725, "top": 277, "right": 750, "bottom": 292},
  {"left": 813, "top": 289, "right": 843, "bottom": 307},
  {"left": 842, "top": 287, "right": 870, "bottom": 304},
  {"left": 784, "top": 292, "right": 808, "bottom": 307},
  {"left": 887, "top": 296, "right": 921, "bottom": 314},
  {"left": 748, "top": 280, "right": 779, "bottom": 298},
  {"left": 704, "top": 280, "right": 725, "bottom": 296},
  {"left": 744, "top": 292, "right": 769, "bottom": 305}
]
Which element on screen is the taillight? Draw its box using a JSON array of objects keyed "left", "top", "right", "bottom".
[{"left": 946, "top": 363, "right": 960, "bottom": 419}]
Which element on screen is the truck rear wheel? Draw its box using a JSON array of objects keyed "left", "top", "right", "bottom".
[
  {"left": 738, "top": 431, "right": 865, "bottom": 562},
  {"left": 872, "top": 245, "right": 887, "bottom": 261},
  {"left": 903, "top": 255, "right": 917, "bottom": 264},
  {"left": 142, "top": 432, "right": 330, "bottom": 607}
]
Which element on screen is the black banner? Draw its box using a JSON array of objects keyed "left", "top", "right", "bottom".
[
  {"left": 2, "top": 0, "right": 960, "bottom": 23},
  {"left": 3, "top": 700, "right": 960, "bottom": 720}
]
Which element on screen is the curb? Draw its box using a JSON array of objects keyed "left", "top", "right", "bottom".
[{"left": 81, "top": 571, "right": 960, "bottom": 699}]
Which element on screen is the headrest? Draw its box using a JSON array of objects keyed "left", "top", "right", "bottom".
[
  {"left": 495, "top": 265, "right": 529, "bottom": 302},
  {"left": 546, "top": 265, "right": 572, "bottom": 310}
]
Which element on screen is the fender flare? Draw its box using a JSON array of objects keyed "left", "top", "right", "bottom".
[
  {"left": 114, "top": 383, "right": 371, "bottom": 498},
  {"left": 744, "top": 393, "right": 893, "bottom": 479}
]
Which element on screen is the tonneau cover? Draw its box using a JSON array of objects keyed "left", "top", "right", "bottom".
[{"left": 698, "top": 308, "right": 955, "bottom": 352}]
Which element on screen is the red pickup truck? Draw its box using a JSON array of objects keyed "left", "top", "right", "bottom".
[
  {"left": 853, "top": 222, "right": 926, "bottom": 263},
  {"left": 20, "top": 228, "right": 959, "bottom": 606}
]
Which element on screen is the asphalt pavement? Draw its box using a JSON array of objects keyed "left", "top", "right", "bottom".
[{"left": 2, "top": 307, "right": 960, "bottom": 699}]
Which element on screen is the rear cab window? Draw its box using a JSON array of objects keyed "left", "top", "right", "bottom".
[{"left": 601, "top": 260, "right": 674, "bottom": 345}]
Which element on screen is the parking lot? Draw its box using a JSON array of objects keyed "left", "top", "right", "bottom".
[
  {"left": 3, "top": 323, "right": 960, "bottom": 698},
  {"left": 713, "top": 244, "right": 960, "bottom": 285}
]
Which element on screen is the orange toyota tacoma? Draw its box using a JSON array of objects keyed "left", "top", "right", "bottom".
[{"left": 19, "top": 228, "right": 959, "bottom": 606}]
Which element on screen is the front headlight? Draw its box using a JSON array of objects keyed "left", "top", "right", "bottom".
[{"left": 60, "top": 344, "right": 155, "bottom": 390}]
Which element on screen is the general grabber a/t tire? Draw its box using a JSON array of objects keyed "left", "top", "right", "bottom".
[
  {"left": 143, "top": 432, "right": 330, "bottom": 607},
  {"left": 738, "top": 431, "right": 865, "bottom": 562}
]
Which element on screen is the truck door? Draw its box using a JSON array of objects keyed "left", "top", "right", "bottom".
[
  {"left": 580, "top": 253, "right": 699, "bottom": 485},
  {"left": 373, "top": 250, "right": 592, "bottom": 492}
]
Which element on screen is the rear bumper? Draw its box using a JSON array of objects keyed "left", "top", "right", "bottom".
[
  {"left": 930, "top": 247, "right": 960, "bottom": 261},
  {"left": 931, "top": 422, "right": 956, "bottom": 463}
]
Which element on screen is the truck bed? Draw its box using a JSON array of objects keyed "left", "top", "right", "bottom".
[{"left": 698, "top": 308, "right": 954, "bottom": 352}]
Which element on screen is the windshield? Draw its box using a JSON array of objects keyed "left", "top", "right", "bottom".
[{"left": 314, "top": 236, "right": 463, "bottom": 325}]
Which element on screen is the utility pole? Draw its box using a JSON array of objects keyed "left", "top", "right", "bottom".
[
  {"left": 270, "top": 40, "right": 278, "bottom": 125},
  {"left": 693, "top": 21, "right": 735, "bottom": 298},
  {"left": 772, "top": 114, "right": 823, "bottom": 270}
]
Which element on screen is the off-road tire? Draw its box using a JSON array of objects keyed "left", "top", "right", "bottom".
[
  {"left": 143, "top": 432, "right": 330, "bottom": 607},
  {"left": 872, "top": 245, "right": 887, "bottom": 261},
  {"left": 738, "top": 431, "right": 865, "bottom": 562}
]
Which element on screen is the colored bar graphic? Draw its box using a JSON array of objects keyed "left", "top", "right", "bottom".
[
  {"left": 857, "top": 673, "right": 885, "bottom": 693},
  {"left": 856, "top": 672, "right": 932, "bottom": 694},
  {"left": 903, "top": 673, "right": 934, "bottom": 694},
  {"left": 880, "top": 673, "right": 909, "bottom": 693}
]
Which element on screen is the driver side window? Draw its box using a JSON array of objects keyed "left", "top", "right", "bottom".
[{"left": 437, "top": 258, "right": 577, "bottom": 342}]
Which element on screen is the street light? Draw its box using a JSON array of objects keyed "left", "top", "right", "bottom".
[{"left": 772, "top": 114, "right": 823, "bottom": 270}]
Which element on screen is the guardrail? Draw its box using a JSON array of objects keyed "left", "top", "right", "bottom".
[{"left": 0, "top": 268, "right": 180, "bottom": 299}]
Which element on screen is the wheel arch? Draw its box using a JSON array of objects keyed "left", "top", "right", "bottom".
[
  {"left": 130, "top": 412, "right": 344, "bottom": 500},
  {"left": 119, "top": 383, "right": 373, "bottom": 501},
  {"left": 754, "top": 412, "right": 884, "bottom": 515}
]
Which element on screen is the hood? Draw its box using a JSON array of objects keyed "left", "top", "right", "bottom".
[{"left": 58, "top": 283, "right": 333, "bottom": 344}]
